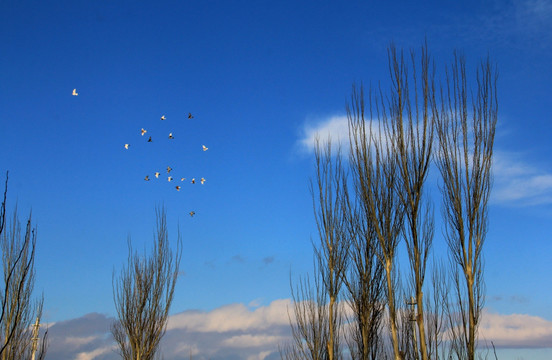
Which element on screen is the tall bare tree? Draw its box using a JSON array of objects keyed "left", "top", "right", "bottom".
[
  {"left": 342, "top": 154, "right": 386, "bottom": 360},
  {"left": 112, "top": 208, "right": 182, "bottom": 360},
  {"left": 283, "top": 141, "right": 348, "bottom": 360},
  {"left": 423, "top": 261, "right": 449, "bottom": 360},
  {"left": 386, "top": 44, "right": 436, "bottom": 360},
  {"left": 311, "top": 140, "right": 349, "bottom": 360},
  {"left": 285, "top": 45, "right": 496, "bottom": 360},
  {"left": 348, "top": 86, "right": 405, "bottom": 360},
  {"left": 282, "top": 272, "right": 329, "bottom": 360},
  {"left": 434, "top": 54, "right": 497, "bottom": 360},
  {"left": 0, "top": 172, "right": 47, "bottom": 360},
  {"left": 342, "top": 200, "right": 386, "bottom": 360}
]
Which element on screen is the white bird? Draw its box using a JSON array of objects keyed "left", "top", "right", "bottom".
[
  {"left": 168, "top": 176, "right": 173, "bottom": 182},
  {"left": 202, "top": 145, "right": 208, "bottom": 151},
  {"left": 141, "top": 128, "right": 147, "bottom": 136},
  {"left": 124, "top": 144, "right": 129, "bottom": 149},
  {"left": 191, "top": 178, "right": 196, "bottom": 184},
  {"left": 180, "top": 177, "right": 185, "bottom": 181},
  {"left": 72, "top": 89, "right": 78, "bottom": 96},
  {"left": 161, "top": 115, "right": 166, "bottom": 120},
  {"left": 155, "top": 172, "right": 160, "bottom": 178},
  {"left": 200, "top": 177, "right": 206, "bottom": 185},
  {"left": 169, "top": 133, "right": 174, "bottom": 139}
]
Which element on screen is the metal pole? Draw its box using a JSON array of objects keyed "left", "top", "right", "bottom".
[{"left": 407, "top": 296, "right": 419, "bottom": 360}]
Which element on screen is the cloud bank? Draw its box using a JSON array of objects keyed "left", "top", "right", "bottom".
[{"left": 42, "top": 300, "right": 552, "bottom": 359}]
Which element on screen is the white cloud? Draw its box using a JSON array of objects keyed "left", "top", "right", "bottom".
[
  {"left": 480, "top": 310, "right": 552, "bottom": 347},
  {"left": 166, "top": 299, "right": 291, "bottom": 332},
  {"left": 64, "top": 335, "right": 100, "bottom": 347},
  {"left": 247, "top": 350, "right": 274, "bottom": 360},
  {"left": 298, "top": 115, "right": 350, "bottom": 153},
  {"left": 75, "top": 346, "right": 115, "bottom": 360},
  {"left": 297, "top": 114, "right": 392, "bottom": 158},
  {"left": 222, "top": 334, "right": 284, "bottom": 348},
  {"left": 492, "top": 151, "right": 552, "bottom": 206}
]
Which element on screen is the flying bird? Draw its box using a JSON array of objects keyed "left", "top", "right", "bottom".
[
  {"left": 191, "top": 178, "right": 196, "bottom": 184},
  {"left": 168, "top": 133, "right": 174, "bottom": 139},
  {"left": 148, "top": 136, "right": 152, "bottom": 142},
  {"left": 160, "top": 115, "right": 166, "bottom": 120},
  {"left": 200, "top": 177, "right": 206, "bottom": 185},
  {"left": 167, "top": 166, "right": 172, "bottom": 173},
  {"left": 72, "top": 89, "right": 78, "bottom": 96},
  {"left": 145, "top": 175, "right": 150, "bottom": 181},
  {"left": 155, "top": 172, "right": 160, "bottom": 178},
  {"left": 202, "top": 145, "right": 208, "bottom": 151},
  {"left": 124, "top": 144, "right": 129, "bottom": 149},
  {"left": 141, "top": 128, "right": 147, "bottom": 136},
  {"left": 168, "top": 176, "right": 173, "bottom": 182},
  {"left": 189, "top": 211, "right": 195, "bottom": 217},
  {"left": 180, "top": 177, "right": 185, "bottom": 181},
  {"left": 175, "top": 186, "right": 181, "bottom": 191},
  {"left": 188, "top": 113, "right": 193, "bottom": 119}
]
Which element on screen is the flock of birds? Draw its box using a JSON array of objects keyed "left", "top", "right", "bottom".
[{"left": 73, "top": 88, "right": 205, "bottom": 217}]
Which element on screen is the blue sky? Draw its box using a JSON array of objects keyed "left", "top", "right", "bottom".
[{"left": 1, "top": 0, "right": 552, "bottom": 359}]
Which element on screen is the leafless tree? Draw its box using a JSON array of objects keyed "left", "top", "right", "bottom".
[
  {"left": 282, "top": 272, "right": 329, "bottom": 360},
  {"left": 348, "top": 85, "right": 405, "bottom": 360},
  {"left": 282, "top": 141, "right": 348, "bottom": 360},
  {"left": 342, "top": 163, "right": 386, "bottom": 360},
  {"left": 386, "top": 44, "right": 436, "bottom": 360},
  {"left": 434, "top": 54, "right": 497, "bottom": 360},
  {"left": 112, "top": 208, "right": 182, "bottom": 360},
  {"left": 0, "top": 172, "right": 47, "bottom": 360},
  {"left": 423, "top": 261, "right": 449, "bottom": 360},
  {"left": 286, "top": 45, "right": 496, "bottom": 360},
  {"left": 311, "top": 141, "right": 349, "bottom": 360}
]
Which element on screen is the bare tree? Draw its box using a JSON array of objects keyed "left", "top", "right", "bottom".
[
  {"left": 386, "top": 44, "right": 436, "bottom": 360},
  {"left": 419, "top": 260, "right": 449, "bottom": 360},
  {"left": 348, "top": 85, "right": 405, "bottom": 360},
  {"left": 342, "top": 168, "right": 386, "bottom": 360},
  {"left": 285, "top": 45, "right": 496, "bottom": 360},
  {"left": 112, "top": 208, "right": 182, "bottom": 360},
  {"left": 434, "top": 54, "right": 497, "bottom": 360},
  {"left": 311, "top": 141, "right": 349, "bottom": 360},
  {"left": 283, "top": 141, "right": 348, "bottom": 360},
  {"left": 282, "top": 272, "right": 329, "bottom": 360},
  {"left": 0, "top": 172, "right": 47, "bottom": 360}
]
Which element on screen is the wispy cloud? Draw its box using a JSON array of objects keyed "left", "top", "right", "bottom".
[
  {"left": 440, "top": 0, "right": 552, "bottom": 51},
  {"left": 298, "top": 115, "right": 552, "bottom": 207},
  {"left": 230, "top": 254, "right": 246, "bottom": 264},
  {"left": 297, "top": 115, "right": 390, "bottom": 156},
  {"left": 492, "top": 151, "right": 552, "bottom": 206},
  {"left": 298, "top": 115, "right": 350, "bottom": 153},
  {"left": 262, "top": 256, "right": 275, "bottom": 265}
]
